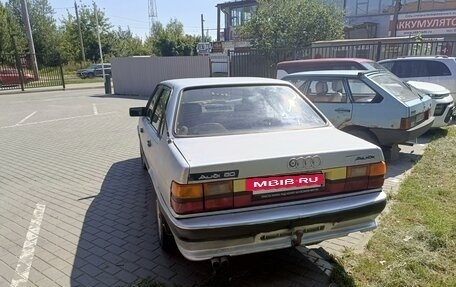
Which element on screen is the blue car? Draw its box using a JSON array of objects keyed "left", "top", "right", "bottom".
[{"left": 282, "top": 70, "right": 434, "bottom": 147}]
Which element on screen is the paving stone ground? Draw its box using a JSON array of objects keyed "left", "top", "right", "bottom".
[{"left": 0, "top": 87, "right": 432, "bottom": 287}]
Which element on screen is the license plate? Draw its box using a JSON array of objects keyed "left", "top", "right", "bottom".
[{"left": 246, "top": 173, "right": 324, "bottom": 193}]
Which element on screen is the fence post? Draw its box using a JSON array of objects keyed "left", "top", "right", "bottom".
[
  {"left": 59, "top": 64, "right": 65, "bottom": 90},
  {"left": 227, "top": 49, "right": 231, "bottom": 77},
  {"left": 376, "top": 41, "right": 382, "bottom": 61}
]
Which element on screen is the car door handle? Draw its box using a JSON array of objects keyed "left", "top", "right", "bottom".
[
  {"left": 335, "top": 108, "right": 351, "bottom": 112},
  {"left": 147, "top": 140, "right": 152, "bottom": 147},
  {"left": 139, "top": 128, "right": 144, "bottom": 133}
]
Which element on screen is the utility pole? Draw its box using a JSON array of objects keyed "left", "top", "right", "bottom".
[
  {"left": 391, "top": 0, "right": 402, "bottom": 37},
  {"left": 201, "top": 14, "right": 204, "bottom": 41},
  {"left": 20, "top": 0, "right": 39, "bottom": 79},
  {"left": 148, "top": 0, "right": 158, "bottom": 35},
  {"left": 93, "top": 1, "right": 105, "bottom": 79},
  {"left": 74, "top": 1, "right": 86, "bottom": 62}
]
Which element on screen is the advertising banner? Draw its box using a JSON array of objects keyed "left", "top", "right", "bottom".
[{"left": 390, "top": 10, "right": 456, "bottom": 36}]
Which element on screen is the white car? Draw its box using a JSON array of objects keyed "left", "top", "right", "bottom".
[
  {"left": 129, "top": 77, "right": 387, "bottom": 262},
  {"left": 378, "top": 56, "right": 456, "bottom": 99},
  {"left": 407, "top": 81, "right": 454, "bottom": 128}
]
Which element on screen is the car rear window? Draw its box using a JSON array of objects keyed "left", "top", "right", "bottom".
[
  {"left": 174, "top": 85, "right": 327, "bottom": 136},
  {"left": 369, "top": 73, "right": 420, "bottom": 102}
]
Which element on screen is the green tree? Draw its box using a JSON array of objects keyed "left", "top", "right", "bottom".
[
  {"left": 1, "top": 2, "right": 27, "bottom": 63},
  {"left": 240, "top": 0, "right": 344, "bottom": 51},
  {"left": 6, "top": 0, "right": 60, "bottom": 65},
  {"left": 145, "top": 19, "right": 199, "bottom": 56},
  {"left": 0, "top": 3, "right": 13, "bottom": 55},
  {"left": 59, "top": 2, "right": 114, "bottom": 63},
  {"left": 112, "top": 26, "right": 147, "bottom": 57}
]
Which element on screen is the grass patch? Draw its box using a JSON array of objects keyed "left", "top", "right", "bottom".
[{"left": 331, "top": 126, "right": 456, "bottom": 287}]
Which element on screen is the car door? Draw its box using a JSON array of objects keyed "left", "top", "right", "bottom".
[
  {"left": 346, "top": 78, "right": 386, "bottom": 128},
  {"left": 140, "top": 85, "right": 172, "bottom": 185},
  {"left": 304, "top": 78, "right": 353, "bottom": 128}
]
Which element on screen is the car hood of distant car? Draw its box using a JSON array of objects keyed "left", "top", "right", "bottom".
[
  {"left": 172, "top": 126, "right": 384, "bottom": 174},
  {"left": 407, "top": 80, "right": 450, "bottom": 95}
]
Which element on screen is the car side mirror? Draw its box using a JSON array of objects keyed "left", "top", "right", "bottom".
[{"left": 129, "top": 107, "right": 146, "bottom": 117}]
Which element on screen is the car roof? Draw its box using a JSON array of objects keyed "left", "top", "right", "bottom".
[
  {"left": 277, "top": 58, "right": 374, "bottom": 67},
  {"left": 282, "top": 70, "right": 376, "bottom": 77},
  {"left": 162, "top": 77, "right": 289, "bottom": 89},
  {"left": 379, "top": 55, "right": 456, "bottom": 62}
]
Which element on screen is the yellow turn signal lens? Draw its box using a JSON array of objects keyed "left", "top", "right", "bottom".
[
  {"left": 369, "top": 161, "right": 386, "bottom": 176},
  {"left": 171, "top": 182, "right": 203, "bottom": 199}
]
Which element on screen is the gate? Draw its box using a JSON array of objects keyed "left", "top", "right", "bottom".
[{"left": 0, "top": 53, "right": 65, "bottom": 91}]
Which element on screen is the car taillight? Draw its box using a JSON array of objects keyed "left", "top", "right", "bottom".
[
  {"left": 345, "top": 161, "right": 386, "bottom": 191},
  {"left": 203, "top": 181, "right": 233, "bottom": 211},
  {"left": 171, "top": 182, "right": 204, "bottom": 214},
  {"left": 171, "top": 162, "right": 386, "bottom": 214},
  {"left": 400, "top": 110, "right": 429, "bottom": 130},
  {"left": 171, "top": 181, "right": 234, "bottom": 214},
  {"left": 323, "top": 162, "right": 385, "bottom": 193}
]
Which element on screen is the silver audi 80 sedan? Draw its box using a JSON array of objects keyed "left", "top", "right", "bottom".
[{"left": 129, "top": 77, "right": 387, "bottom": 262}]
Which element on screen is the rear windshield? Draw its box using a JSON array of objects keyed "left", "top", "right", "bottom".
[
  {"left": 174, "top": 85, "right": 327, "bottom": 137},
  {"left": 369, "top": 73, "right": 420, "bottom": 102}
]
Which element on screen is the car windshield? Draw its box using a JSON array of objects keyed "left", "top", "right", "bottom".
[
  {"left": 174, "top": 85, "right": 327, "bottom": 136},
  {"left": 368, "top": 73, "right": 420, "bottom": 102}
]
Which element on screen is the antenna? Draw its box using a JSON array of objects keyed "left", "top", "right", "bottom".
[{"left": 148, "top": 0, "right": 158, "bottom": 34}]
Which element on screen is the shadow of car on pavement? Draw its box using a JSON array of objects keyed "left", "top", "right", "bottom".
[{"left": 70, "top": 158, "right": 339, "bottom": 287}]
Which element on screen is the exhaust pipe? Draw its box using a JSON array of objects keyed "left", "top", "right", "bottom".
[
  {"left": 211, "top": 257, "right": 221, "bottom": 270},
  {"left": 291, "top": 230, "right": 303, "bottom": 246},
  {"left": 220, "top": 256, "right": 229, "bottom": 268}
]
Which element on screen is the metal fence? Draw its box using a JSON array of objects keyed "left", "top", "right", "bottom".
[
  {"left": 0, "top": 53, "right": 65, "bottom": 91},
  {"left": 229, "top": 40, "right": 456, "bottom": 78}
]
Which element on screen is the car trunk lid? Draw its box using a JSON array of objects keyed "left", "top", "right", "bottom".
[{"left": 173, "top": 127, "right": 383, "bottom": 181}]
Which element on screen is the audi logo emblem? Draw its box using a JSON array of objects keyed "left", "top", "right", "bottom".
[{"left": 288, "top": 156, "right": 321, "bottom": 170}]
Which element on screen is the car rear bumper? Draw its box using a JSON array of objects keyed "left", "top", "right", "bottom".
[
  {"left": 370, "top": 117, "right": 434, "bottom": 146},
  {"left": 159, "top": 190, "right": 387, "bottom": 261}
]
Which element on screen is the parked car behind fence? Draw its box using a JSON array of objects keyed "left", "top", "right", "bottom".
[
  {"left": 0, "top": 67, "right": 35, "bottom": 87},
  {"left": 76, "top": 63, "right": 111, "bottom": 79}
]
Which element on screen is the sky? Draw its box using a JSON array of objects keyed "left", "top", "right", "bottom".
[{"left": 48, "top": 0, "right": 224, "bottom": 40}]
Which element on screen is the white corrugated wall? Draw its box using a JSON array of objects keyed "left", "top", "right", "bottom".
[{"left": 111, "top": 56, "right": 211, "bottom": 97}]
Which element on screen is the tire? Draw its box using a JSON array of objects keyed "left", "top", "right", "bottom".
[{"left": 156, "top": 199, "right": 175, "bottom": 251}]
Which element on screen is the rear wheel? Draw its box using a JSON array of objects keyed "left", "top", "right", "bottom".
[{"left": 156, "top": 199, "right": 175, "bottom": 251}]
